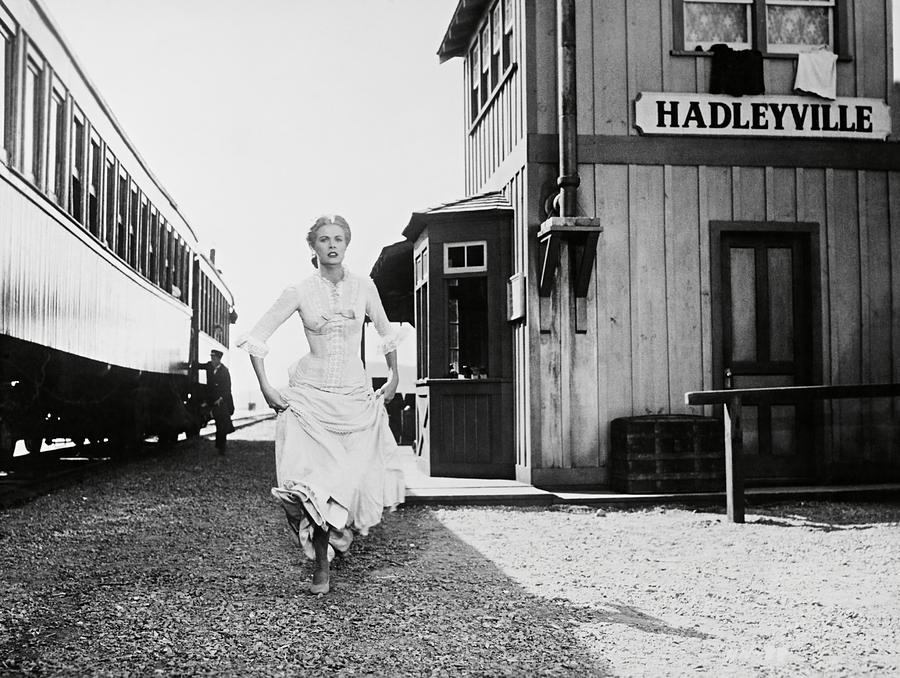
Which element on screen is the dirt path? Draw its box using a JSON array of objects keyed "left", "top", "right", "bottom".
[{"left": 1, "top": 421, "right": 897, "bottom": 676}]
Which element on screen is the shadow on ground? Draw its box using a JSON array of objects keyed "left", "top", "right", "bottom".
[{"left": 0, "top": 436, "right": 707, "bottom": 677}]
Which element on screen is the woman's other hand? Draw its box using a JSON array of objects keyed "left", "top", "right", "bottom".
[
  {"left": 262, "top": 384, "right": 289, "bottom": 412},
  {"left": 375, "top": 376, "right": 399, "bottom": 403}
]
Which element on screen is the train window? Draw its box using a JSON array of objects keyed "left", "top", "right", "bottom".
[
  {"left": 502, "top": 0, "right": 513, "bottom": 71},
  {"left": 0, "top": 20, "right": 14, "bottom": 164},
  {"left": 88, "top": 132, "right": 102, "bottom": 238},
  {"left": 166, "top": 227, "right": 176, "bottom": 293},
  {"left": 46, "top": 82, "right": 66, "bottom": 205},
  {"left": 148, "top": 208, "right": 158, "bottom": 284},
  {"left": 116, "top": 169, "right": 128, "bottom": 259},
  {"left": 139, "top": 195, "right": 149, "bottom": 275},
  {"left": 104, "top": 152, "right": 116, "bottom": 250},
  {"left": 21, "top": 51, "right": 42, "bottom": 185},
  {"left": 479, "top": 22, "right": 490, "bottom": 108},
  {"left": 69, "top": 107, "right": 85, "bottom": 223},
  {"left": 157, "top": 218, "right": 167, "bottom": 285},
  {"left": 490, "top": 2, "right": 501, "bottom": 90},
  {"left": 128, "top": 182, "right": 138, "bottom": 267}
]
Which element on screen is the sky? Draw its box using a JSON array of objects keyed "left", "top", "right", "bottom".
[{"left": 42, "top": 0, "right": 464, "bottom": 405}]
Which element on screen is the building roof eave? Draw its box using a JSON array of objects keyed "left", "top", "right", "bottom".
[{"left": 437, "top": 0, "right": 492, "bottom": 62}]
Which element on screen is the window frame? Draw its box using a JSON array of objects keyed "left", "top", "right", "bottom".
[
  {"left": 673, "top": 0, "right": 846, "bottom": 58},
  {"left": 68, "top": 104, "right": 86, "bottom": 224},
  {"left": 45, "top": 76, "right": 66, "bottom": 205},
  {"left": 21, "top": 44, "right": 44, "bottom": 185},
  {"left": 0, "top": 14, "right": 14, "bottom": 165},
  {"left": 468, "top": 0, "right": 517, "bottom": 124},
  {"left": 443, "top": 240, "right": 488, "bottom": 275}
]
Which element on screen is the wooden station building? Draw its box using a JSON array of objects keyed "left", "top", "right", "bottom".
[{"left": 375, "top": 0, "right": 899, "bottom": 489}]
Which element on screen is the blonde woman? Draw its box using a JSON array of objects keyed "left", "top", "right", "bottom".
[{"left": 238, "top": 214, "right": 405, "bottom": 594}]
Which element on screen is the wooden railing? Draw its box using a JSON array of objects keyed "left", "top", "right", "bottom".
[{"left": 685, "top": 384, "right": 900, "bottom": 523}]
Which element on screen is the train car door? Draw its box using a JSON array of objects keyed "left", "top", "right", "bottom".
[{"left": 712, "top": 224, "right": 819, "bottom": 483}]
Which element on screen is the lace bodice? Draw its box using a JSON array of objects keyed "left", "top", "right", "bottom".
[{"left": 237, "top": 268, "right": 400, "bottom": 389}]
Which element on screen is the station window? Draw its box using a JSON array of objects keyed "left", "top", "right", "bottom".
[
  {"left": 88, "top": 133, "right": 102, "bottom": 238},
  {"left": 0, "top": 21, "right": 11, "bottom": 163},
  {"left": 444, "top": 241, "right": 487, "bottom": 274},
  {"left": 69, "top": 107, "right": 85, "bottom": 223},
  {"left": 46, "top": 83, "right": 66, "bottom": 205},
  {"left": 468, "top": 0, "right": 515, "bottom": 122},
  {"left": 676, "top": 0, "right": 837, "bottom": 54},
  {"left": 21, "top": 51, "right": 43, "bottom": 185}
]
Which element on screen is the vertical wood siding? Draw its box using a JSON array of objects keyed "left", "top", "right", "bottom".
[{"left": 1, "top": 174, "right": 190, "bottom": 373}]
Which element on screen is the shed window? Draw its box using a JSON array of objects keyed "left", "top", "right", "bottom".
[
  {"left": 447, "top": 277, "right": 488, "bottom": 378},
  {"left": 444, "top": 241, "right": 487, "bottom": 274},
  {"left": 414, "top": 243, "right": 429, "bottom": 379},
  {"left": 676, "top": 0, "right": 837, "bottom": 54},
  {"left": 1, "top": 22, "right": 13, "bottom": 163}
]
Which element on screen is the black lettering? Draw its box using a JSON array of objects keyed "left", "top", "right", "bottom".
[
  {"left": 857, "top": 106, "right": 873, "bottom": 133},
  {"left": 810, "top": 105, "right": 821, "bottom": 131},
  {"left": 789, "top": 104, "right": 809, "bottom": 130},
  {"left": 709, "top": 101, "right": 731, "bottom": 128},
  {"left": 657, "top": 101, "right": 679, "bottom": 128},
  {"left": 683, "top": 101, "right": 707, "bottom": 128},
  {"left": 820, "top": 105, "right": 840, "bottom": 132},
  {"left": 838, "top": 105, "right": 857, "bottom": 132},
  {"left": 731, "top": 102, "right": 750, "bottom": 129},
  {"left": 769, "top": 103, "right": 788, "bottom": 130},
  {"left": 751, "top": 103, "right": 768, "bottom": 129}
]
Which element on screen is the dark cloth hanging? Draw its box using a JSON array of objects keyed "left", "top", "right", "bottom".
[{"left": 709, "top": 43, "right": 765, "bottom": 96}]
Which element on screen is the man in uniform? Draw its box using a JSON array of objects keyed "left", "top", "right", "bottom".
[{"left": 203, "top": 349, "right": 234, "bottom": 452}]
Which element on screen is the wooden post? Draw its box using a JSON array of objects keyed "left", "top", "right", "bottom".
[{"left": 724, "top": 395, "right": 744, "bottom": 523}]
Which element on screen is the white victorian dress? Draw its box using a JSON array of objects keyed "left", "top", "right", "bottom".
[{"left": 237, "top": 267, "right": 406, "bottom": 560}]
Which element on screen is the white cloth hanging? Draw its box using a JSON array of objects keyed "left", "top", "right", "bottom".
[{"left": 794, "top": 49, "right": 838, "bottom": 100}]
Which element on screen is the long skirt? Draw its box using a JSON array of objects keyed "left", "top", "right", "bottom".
[{"left": 271, "top": 382, "right": 405, "bottom": 560}]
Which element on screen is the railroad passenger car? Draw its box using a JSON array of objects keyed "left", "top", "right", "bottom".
[
  {"left": 389, "top": 0, "right": 899, "bottom": 488},
  {"left": 0, "top": 0, "right": 235, "bottom": 458}
]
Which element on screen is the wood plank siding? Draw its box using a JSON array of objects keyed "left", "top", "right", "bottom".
[{"left": 452, "top": 0, "right": 898, "bottom": 486}]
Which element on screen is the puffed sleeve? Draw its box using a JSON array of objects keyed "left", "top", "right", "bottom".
[
  {"left": 365, "top": 277, "right": 407, "bottom": 354},
  {"left": 235, "top": 285, "right": 302, "bottom": 358}
]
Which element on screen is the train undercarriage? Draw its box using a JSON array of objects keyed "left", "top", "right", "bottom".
[{"left": 0, "top": 336, "right": 206, "bottom": 463}]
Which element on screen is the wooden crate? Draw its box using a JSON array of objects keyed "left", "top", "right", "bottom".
[{"left": 610, "top": 415, "right": 725, "bottom": 493}]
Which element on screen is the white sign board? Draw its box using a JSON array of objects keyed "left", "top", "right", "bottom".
[{"left": 635, "top": 92, "right": 891, "bottom": 140}]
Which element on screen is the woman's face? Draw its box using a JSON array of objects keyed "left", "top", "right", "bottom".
[{"left": 312, "top": 223, "right": 349, "bottom": 267}]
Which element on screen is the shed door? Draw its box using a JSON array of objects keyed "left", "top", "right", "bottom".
[{"left": 720, "top": 231, "right": 814, "bottom": 482}]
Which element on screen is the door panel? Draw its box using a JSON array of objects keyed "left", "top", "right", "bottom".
[{"left": 720, "top": 231, "right": 814, "bottom": 482}]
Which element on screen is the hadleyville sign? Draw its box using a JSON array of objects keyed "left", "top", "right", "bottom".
[{"left": 635, "top": 92, "right": 891, "bottom": 140}]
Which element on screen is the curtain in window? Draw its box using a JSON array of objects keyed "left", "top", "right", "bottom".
[
  {"left": 766, "top": 6, "right": 830, "bottom": 48},
  {"left": 684, "top": 2, "right": 749, "bottom": 46}
]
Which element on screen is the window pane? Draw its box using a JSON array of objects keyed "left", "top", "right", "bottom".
[
  {"left": 467, "top": 244, "right": 485, "bottom": 268},
  {"left": 89, "top": 139, "right": 101, "bottom": 236},
  {"left": 1, "top": 30, "right": 10, "bottom": 158},
  {"left": 22, "top": 63, "right": 37, "bottom": 179},
  {"left": 105, "top": 156, "right": 116, "bottom": 249},
  {"left": 730, "top": 247, "right": 757, "bottom": 362},
  {"left": 447, "top": 245, "right": 466, "bottom": 269},
  {"left": 766, "top": 5, "right": 831, "bottom": 50},
  {"left": 491, "top": 4, "right": 502, "bottom": 52},
  {"left": 47, "top": 91, "right": 64, "bottom": 200},
  {"left": 684, "top": 2, "right": 750, "bottom": 48},
  {"left": 767, "top": 247, "right": 794, "bottom": 361},
  {"left": 70, "top": 115, "right": 85, "bottom": 222}
]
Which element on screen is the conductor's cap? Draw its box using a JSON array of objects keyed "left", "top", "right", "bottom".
[{"left": 210, "top": 349, "right": 224, "bottom": 357}]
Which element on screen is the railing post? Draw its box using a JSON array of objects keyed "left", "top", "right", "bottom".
[{"left": 724, "top": 395, "right": 744, "bottom": 523}]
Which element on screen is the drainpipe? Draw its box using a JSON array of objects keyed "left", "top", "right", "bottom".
[
  {"left": 537, "top": 0, "right": 602, "bottom": 298},
  {"left": 557, "top": 0, "right": 579, "bottom": 217}
]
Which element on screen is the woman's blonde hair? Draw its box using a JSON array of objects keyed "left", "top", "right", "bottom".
[{"left": 307, "top": 214, "right": 351, "bottom": 267}]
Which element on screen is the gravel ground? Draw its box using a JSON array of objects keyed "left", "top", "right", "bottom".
[{"left": 1, "top": 420, "right": 898, "bottom": 677}]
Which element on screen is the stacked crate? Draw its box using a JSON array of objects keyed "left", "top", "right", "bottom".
[{"left": 610, "top": 415, "right": 724, "bottom": 493}]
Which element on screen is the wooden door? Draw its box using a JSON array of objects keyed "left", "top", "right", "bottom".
[{"left": 719, "top": 230, "right": 815, "bottom": 482}]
